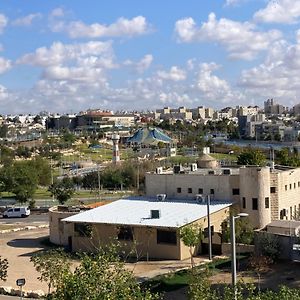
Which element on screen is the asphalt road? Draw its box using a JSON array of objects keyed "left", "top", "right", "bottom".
[{"left": 0, "top": 212, "right": 49, "bottom": 225}]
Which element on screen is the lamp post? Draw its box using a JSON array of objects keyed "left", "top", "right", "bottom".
[
  {"left": 206, "top": 195, "right": 212, "bottom": 261},
  {"left": 230, "top": 212, "right": 248, "bottom": 299},
  {"left": 199, "top": 194, "right": 212, "bottom": 261}
]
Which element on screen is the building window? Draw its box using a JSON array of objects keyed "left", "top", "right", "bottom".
[
  {"left": 210, "top": 189, "right": 215, "bottom": 195},
  {"left": 74, "top": 223, "right": 92, "bottom": 237},
  {"left": 232, "top": 188, "right": 240, "bottom": 195},
  {"left": 290, "top": 207, "right": 293, "bottom": 219},
  {"left": 198, "top": 188, "right": 203, "bottom": 194},
  {"left": 270, "top": 187, "right": 276, "bottom": 193},
  {"left": 118, "top": 226, "right": 133, "bottom": 241},
  {"left": 204, "top": 226, "right": 214, "bottom": 238},
  {"left": 298, "top": 181, "right": 300, "bottom": 187},
  {"left": 252, "top": 198, "right": 258, "bottom": 210},
  {"left": 242, "top": 197, "right": 246, "bottom": 209},
  {"left": 265, "top": 197, "right": 269, "bottom": 209},
  {"left": 290, "top": 184, "right": 292, "bottom": 190},
  {"left": 157, "top": 230, "right": 177, "bottom": 245},
  {"left": 294, "top": 183, "right": 296, "bottom": 189},
  {"left": 285, "top": 185, "right": 288, "bottom": 191},
  {"left": 188, "top": 188, "right": 193, "bottom": 194},
  {"left": 177, "top": 187, "right": 182, "bottom": 193}
]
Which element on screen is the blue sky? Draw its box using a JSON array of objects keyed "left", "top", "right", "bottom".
[{"left": 0, "top": 0, "right": 300, "bottom": 114}]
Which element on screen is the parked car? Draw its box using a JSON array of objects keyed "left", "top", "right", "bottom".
[{"left": 3, "top": 207, "right": 30, "bottom": 218}]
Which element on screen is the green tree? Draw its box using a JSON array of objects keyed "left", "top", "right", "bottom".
[
  {"left": 0, "top": 256, "right": 8, "bottom": 281},
  {"left": 29, "top": 156, "right": 52, "bottom": 186},
  {"left": 237, "top": 149, "right": 266, "bottom": 166},
  {"left": 180, "top": 224, "right": 203, "bottom": 269},
  {"left": 48, "top": 177, "right": 75, "bottom": 204},
  {"left": 256, "top": 232, "right": 280, "bottom": 261},
  {"left": 31, "top": 249, "right": 70, "bottom": 294},
  {"left": 50, "top": 246, "right": 159, "bottom": 300},
  {"left": 0, "top": 161, "right": 38, "bottom": 203}
]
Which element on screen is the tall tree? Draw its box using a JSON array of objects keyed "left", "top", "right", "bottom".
[
  {"left": 237, "top": 149, "right": 266, "bottom": 166},
  {"left": 48, "top": 177, "right": 75, "bottom": 204}
]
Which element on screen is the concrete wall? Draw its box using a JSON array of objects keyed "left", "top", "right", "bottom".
[
  {"left": 145, "top": 172, "right": 240, "bottom": 203},
  {"left": 49, "top": 207, "right": 77, "bottom": 246}
]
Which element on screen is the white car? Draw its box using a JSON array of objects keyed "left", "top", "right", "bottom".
[{"left": 3, "top": 207, "right": 30, "bottom": 218}]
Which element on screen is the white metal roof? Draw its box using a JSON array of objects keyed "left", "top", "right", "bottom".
[{"left": 62, "top": 197, "right": 231, "bottom": 228}]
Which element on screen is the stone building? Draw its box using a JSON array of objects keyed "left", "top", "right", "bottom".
[{"left": 145, "top": 158, "right": 300, "bottom": 229}]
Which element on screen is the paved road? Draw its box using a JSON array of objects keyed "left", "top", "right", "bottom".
[
  {"left": 0, "top": 212, "right": 49, "bottom": 225},
  {"left": 0, "top": 295, "right": 36, "bottom": 300}
]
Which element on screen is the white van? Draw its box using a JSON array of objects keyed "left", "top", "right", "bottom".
[{"left": 3, "top": 207, "right": 30, "bottom": 218}]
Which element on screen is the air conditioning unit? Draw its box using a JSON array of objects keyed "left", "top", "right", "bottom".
[
  {"left": 156, "top": 167, "right": 163, "bottom": 174},
  {"left": 156, "top": 194, "right": 166, "bottom": 201},
  {"left": 190, "top": 163, "right": 197, "bottom": 172},
  {"left": 151, "top": 210, "right": 160, "bottom": 219},
  {"left": 195, "top": 194, "right": 205, "bottom": 203}
]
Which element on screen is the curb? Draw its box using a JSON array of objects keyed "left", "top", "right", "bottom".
[{"left": 0, "top": 224, "right": 49, "bottom": 234}]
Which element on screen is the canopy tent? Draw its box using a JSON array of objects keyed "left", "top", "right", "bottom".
[{"left": 127, "top": 127, "right": 172, "bottom": 145}]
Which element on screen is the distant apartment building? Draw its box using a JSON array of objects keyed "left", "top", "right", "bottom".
[
  {"left": 155, "top": 106, "right": 193, "bottom": 121},
  {"left": 237, "top": 106, "right": 260, "bottom": 117},
  {"left": 145, "top": 155, "right": 300, "bottom": 229},
  {"left": 238, "top": 113, "right": 266, "bottom": 138},
  {"left": 264, "top": 99, "right": 286, "bottom": 115},
  {"left": 292, "top": 103, "right": 300, "bottom": 116}
]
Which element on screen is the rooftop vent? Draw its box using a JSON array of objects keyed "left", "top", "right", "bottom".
[
  {"left": 190, "top": 163, "right": 197, "bottom": 172},
  {"left": 151, "top": 210, "right": 160, "bottom": 219},
  {"left": 156, "top": 167, "right": 163, "bottom": 174},
  {"left": 156, "top": 194, "right": 166, "bottom": 201}
]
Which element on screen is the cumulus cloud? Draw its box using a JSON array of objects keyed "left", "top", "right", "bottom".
[
  {"left": 123, "top": 54, "right": 153, "bottom": 73},
  {"left": 157, "top": 66, "right": 187, "bottom": 81},
  {"left": 17, "top": 41, "right": 115, "bottom": 67},
  {"left": 0, "top": 14, "right": 8, "bottom": 34},
  {"left": 50, "top": 16, "right": 151, "bottom": 39},
  {"left": 174, "top": 13, "right": 282, "bottom": 60},
  {"left": 254, "top": 0, "right": 300, "bottom": 24},
  {"left": 0, "top": 57, "right": 11, "bottom": 74},
  {"left": 50, "top": 7, "right": 65, "bottom": 18},
  {"left": 239, "top": 32, "right": 300, "bottom": 103},
  {"left": 12, "top": 13, "right": 42, "bottom": 26}
]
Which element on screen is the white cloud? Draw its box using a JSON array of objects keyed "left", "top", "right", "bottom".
[
  {"left": 17, "top": 41, "right": 115, "bottom": 67},
  {"left": 0, "top": 57, "right": 11, "bottom": 74},
  {"left": 157, "top": 66, "right": 187, "bottom": 81},
  {"left": 174, "top": 13, "right": 282, "bottom": 60},
  {"left": 254, "top": 0, "right": 300, "bottom": 24},
  {"left": 12, "top": 13, "right": 42, "bottom": 26},
  {"left": 224, "top": 0, "right": 248, "bottom": 6},
  {"left": 50, "top": 16, "right": 151, "bottom": 39},
  {"left": 123, "top": 54, "right": 153, "bottom": 73},
  {"left": 50, "top": 8, "right": 65, "bottom": 18},
  {"left": 240, "top": 32, "right": 300, "bottom": 104},
  {"left": 0, "top": 14, "right": 8, "bottom": 34}
]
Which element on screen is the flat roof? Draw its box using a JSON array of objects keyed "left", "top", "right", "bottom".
[
  {"left": 63, "top": 197, "right": 231, "bottom": 229},
  {"left": 267, "top": 220, "right": 300, "bottom": 229}
]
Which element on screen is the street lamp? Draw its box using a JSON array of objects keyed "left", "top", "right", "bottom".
[
  {"left": 198, "top": 194, "right": 212, "bottom": 261},
  {"left": 231, "top": 212, "right": 248, "bottom": 299}
]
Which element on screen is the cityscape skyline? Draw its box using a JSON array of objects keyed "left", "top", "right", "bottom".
[{"left": 1, "top": 0, "right": 300, "bottom": 114}]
